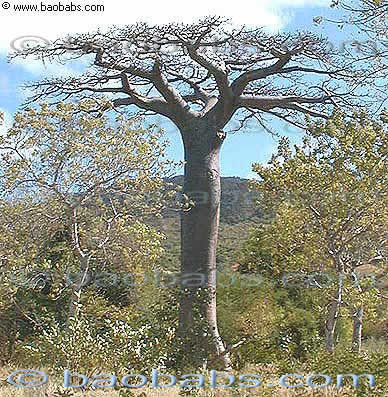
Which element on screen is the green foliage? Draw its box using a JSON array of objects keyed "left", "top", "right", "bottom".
[
  {"left": 0, "top": 101, "right": 182, "bottom": 364},
  {"left": 0, "top": 104, "right": 386, "bottom": 387},
  {"left": 240, "top": 112, "right": 387, "bottom": 353},
  {"left": 309, "top": 348, "right": 388, "bottom": 396},
  {"left": 16, "top": 314, "right": 176, "bottom": 376}
]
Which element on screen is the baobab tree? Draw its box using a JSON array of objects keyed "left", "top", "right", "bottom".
[{"left": 10, "top": 16, "right": 382, "bottom": 369}]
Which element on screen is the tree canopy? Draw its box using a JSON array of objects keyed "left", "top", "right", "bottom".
[{"left": 10, "top": 16, "right": 384, "bottom": 134}]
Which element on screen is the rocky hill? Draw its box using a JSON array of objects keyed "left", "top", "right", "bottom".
[
  {"left": 156, "top": 176, "right": 264, "bottom": 270},
  {"left": 163, "top": 175, "right": 263, "bottom": 224}
]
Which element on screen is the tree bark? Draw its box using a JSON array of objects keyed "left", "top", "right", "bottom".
[
  {"left": 67, "top": 257, "right": 90, "bottom": 323},
  {"left": 352, "top": 306, "right": 363, "bottom": 353},
  {"left": 177, "top": 121, "right": 231, "bottom": 369},
  {"left": 325, "top": 273, "right": 344, "bottom": 353},
  {"left": 67, "top": 207, "right": 90, "bottom": 325}
]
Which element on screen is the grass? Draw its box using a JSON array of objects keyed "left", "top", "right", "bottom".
[{"left": 0, "top": 364, "right": 375, "bottom": 397}]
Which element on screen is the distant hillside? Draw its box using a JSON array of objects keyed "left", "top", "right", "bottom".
[
  {"left": 164, "top": 175, "right": 263, "bottom": 224},
  {"left": 155, "top": 176, "right": 264, "bottom": 270}
]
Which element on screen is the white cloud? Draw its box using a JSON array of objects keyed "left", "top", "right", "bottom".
[
  {"left": 0, "top": 0, "right": 330, "bottom": 92},
  {"left": 0, "top": 0, "right": 329, "bottom": 53}
]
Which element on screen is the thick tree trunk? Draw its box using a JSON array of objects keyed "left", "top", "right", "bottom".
[
  {"left": 177, "top": 122, "right": 231, "bottom": 369},
  {"left": 352, "top": 306, "right": 363, "bottom": 353},
  {"left": 325, "top": 273, "right": 344, "bottom": 353}
]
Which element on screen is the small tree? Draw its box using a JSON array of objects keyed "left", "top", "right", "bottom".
[
  {"left": 0, "top": 101, "right": 179, "bottom": 324},
  {"left": 248, "top": 112, "right": 387, "bottom": 352}
]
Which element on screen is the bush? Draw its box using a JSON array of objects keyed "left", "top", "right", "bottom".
[{"left": 308, "top": 348, "right": 388, "bottom": 396}]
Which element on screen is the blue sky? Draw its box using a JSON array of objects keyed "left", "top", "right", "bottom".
[{"left": 0, "top": 0, "right": 358, "bottom": 178}]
